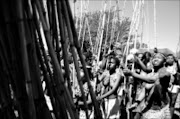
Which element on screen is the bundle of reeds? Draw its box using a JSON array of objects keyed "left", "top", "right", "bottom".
[{"left": 0, "top": 0, "right": 102, "bottom": 119}]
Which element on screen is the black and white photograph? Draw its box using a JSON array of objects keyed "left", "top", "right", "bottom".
[{"left": 0, "top": 0, "right": 179, "bottom": 119}]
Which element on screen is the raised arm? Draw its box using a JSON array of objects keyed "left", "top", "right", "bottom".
[
  {"left": 131, "top": 72, "right": 157, "bottom": 83},
  {"left": 98, "top": 71, "right": 107, "bottom": 81},
  {"left": 123, "top": 69, "right": 156, "bottom": 83},
  {"left": 135, "top": 57, "right": 152, "bottom": 73}
]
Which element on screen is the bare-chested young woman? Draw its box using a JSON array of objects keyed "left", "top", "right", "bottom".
[
  {"left": 124, "top": 53, "right": 172, "bottom": 119},
  {"left": 97, "top": 55, "right": 122, "bottom": 119}
]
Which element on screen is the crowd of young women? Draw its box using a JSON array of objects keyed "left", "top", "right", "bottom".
[{"left": 61, "top": 47, "right": 180, "bottom": 119}]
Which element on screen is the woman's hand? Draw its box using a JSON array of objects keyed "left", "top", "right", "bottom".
[
  {"left": 134, "top": 55, "right": 139, "bottom": 63},
  {"left": 73, "top": 98, "right": 78, "bottom": 105},
  {"left": 96, "top": 96, "right": 102, "bottom": 101},
  {"left": 123, "top": 68, "right": 132, "bottom": 76}
]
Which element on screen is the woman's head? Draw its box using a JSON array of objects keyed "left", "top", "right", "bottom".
[
  {"left": 152, "top": 53, "right": 165, "bottom": 68},
  {"left": 142, "top": 52, "right": 151, "bottom": 64},
  {"left": 166, "top": 54, "right": 175, "bottom": 66},
  {"left": 138, "top": 53, "right": 143, "bottom": 61},
  {"left": 126, "top": 54, "right": 134, "bottom": 70},
  {"left": 107, "top": 55, "right": 120, "bottom": 71},
  {"left": 154, "top": 47, "right": 158, "bottom": 53}
]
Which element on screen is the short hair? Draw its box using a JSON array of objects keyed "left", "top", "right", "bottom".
[
  {"left": 166, "top": 54, "right": 175, "bottom": 59},
  {"left": 109, "top": 55, "right": 120, "bottom": 67},
  {"left": 154, "top": 47, "right": 158, "bottom": 53}
]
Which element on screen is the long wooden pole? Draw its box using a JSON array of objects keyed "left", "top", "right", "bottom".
[
  {"left": 78, "top": 0, "right": 84, "bottom": 41},
  {"left": 97, "top": 3, "right": 107, "bottom": 66},
  {"left": 81, "top": 18, "right": 87, "bottom": 50},
  {"left": 34, "top": 1, "right": 76, "bottom": 119},
  {"left": 95, "top": 1, "right": 107, "bottom": 93},
  {"left": 55, "top": 0, "right": 73, "bottom": 98},
  {"left": 104, "top": 0, "right": 112, "bottom": 53},
  {"left": 56, "top": 1, "right": 79, "bottom": 118},
  {"left": 59, "top": 1, "right": 89, "bottom": 119},
  {"left": 122, "top": 1, "right": 139, "bottom": 119},
  {"left": 94, "top": 5, "right": 107, "bottom": 94},
  {"left": 86, "top": 17, "right": 93, "bottom": 52},
  {"left": 140, "top": 0, "right": 145, "bottom": 49},
  {"left": 17, "top": 0, "right": 36, "bottom": 118},
  {"left": 124, "top": 0, "right": 138, "bottom": 66},
  {"left": 134, "top": 0, "right": 142, "bottom": 49},
  {"left": 109, "top": 6, "right": 116, "bottom": 46},
  {"left": 95, "top": 3, "right": 104, "bottom": 54},
  {"left": 33, "top": 4, "right": 69, "bottom": 119},
  {"left": 0, "top": 27, "right": 19, "bottom": 119},
  {"left": 145, "top": 0, "right": 150, "bottom": 50},
  {"left": 83, "top": 0, "right": 93, "bottom": 52},
  {"left": 33, "top": 5, "right": 63, "bottom": 117},
  {"left": 154, "top": 0, "right": 157, "bottom": 48},
  {"left": 52, "top": 0, "right": 61, "bottom": 63},
  {"left": 35, "top": 37, "right": 59, "bottom": 119},
  {"left": 64, "top": 1, "right": 103, "bottom": 118}
]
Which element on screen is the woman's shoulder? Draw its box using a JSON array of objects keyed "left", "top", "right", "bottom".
[
  {"left": 147, "top": 62, "right": 153, "bottom": 69},
  {"left": 158, "top": 67, "right": 171, "bottom": 78},
  {"left": 101, "top": 70, "right": 109, "bottom": 77},
  {"left": 115, "top": 68, "right": 124, "bottom": 76}
]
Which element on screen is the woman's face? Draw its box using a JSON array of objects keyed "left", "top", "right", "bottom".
[
  {"left": 145, "top": 53, "right": 151, "bottom": 62},
  {"left": 152, "top": 53, "right": 164, "bottom": 67},
  {"left": 138, "top": 54, "right": 143, "bottom": 60},
  {"left": 127, "top": 60, "right": 133, "bottom": 70},
  {"left": 166, "top": 55, "right": 174, "bottom": 65},
  {"left": 107, "top": 58, "right": 116, "bottom": 70},
  {"left": 143, "top": 52, "right": 151, "bottom": 62}
]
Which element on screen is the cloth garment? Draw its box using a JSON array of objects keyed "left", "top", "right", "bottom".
[
  {"left": 142, "top": 104, "right": 171, "bottom": 119},
  {"left": 104, "top": 98, "right": 121, "bottom": 119},
  {"left": 174, "top": 92, "right": 180, "bottom": 118},
  {"left": 79, "top": 109, "right": 94, "bottom": 119},
  {"left": 166, "top": 63, "right": 177, "bottom": 75}
]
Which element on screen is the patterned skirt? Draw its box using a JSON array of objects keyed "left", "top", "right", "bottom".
[{"left": 141, "top": 104, "right": 171, "bottom": 119}]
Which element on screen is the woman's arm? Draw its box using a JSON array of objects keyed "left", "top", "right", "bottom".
[
  {"left": 99, "top": 57, "right": 107, "bottom": 70},
  {"left": 123, "top": 69, "right": 156, "bottom": 83},
  {"left": 135, "top": 57, "right": 152, "bottom": 73},
  {"left": 131, "top": 72, "right": 156, "bottom": 83},
  {"left": 98, "top": 71, "right": 106, "bottom": 81}
]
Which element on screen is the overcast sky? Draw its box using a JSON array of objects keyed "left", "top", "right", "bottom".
[{"left": 70, "top": 0, "right": 180, "bottom": 53}]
